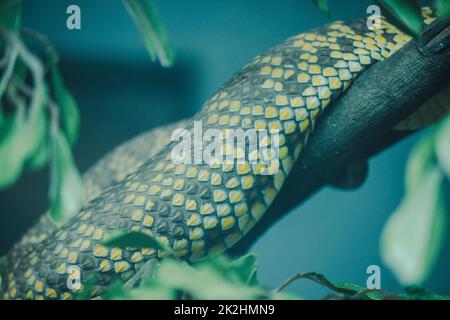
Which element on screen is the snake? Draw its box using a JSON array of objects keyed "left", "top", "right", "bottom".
[{"left": 1, "top": 7, "right": 449, "bottom": 300}]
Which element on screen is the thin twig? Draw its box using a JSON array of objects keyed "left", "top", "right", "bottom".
[
  {"left": 276, "top": 272, "right": 354, "bottom": 296},
  {"left": 275, "top": 273, "right": 305, "bottom": 292},
  {"left": 5, "top": 78, "right": 26, "bottom": 113},
  {"left": 0, "top": 41, "right": 11, "bottom": 68},
  {"left": 12, "top": 74, "right": 58, "bottom": 118},
  {"left": 22, "top": 28, "right": 59, "bottom": 75},
  {"left": 5, "top": 32, "right": 45, "bottom": 116},
  {"left": 276, "top": 271, "right": 409, "bottom": 300},
  {"left": 0, "top": 42, "right": 19, "bottom": 97}
]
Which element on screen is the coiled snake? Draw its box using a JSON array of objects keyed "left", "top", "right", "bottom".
[{"left": 1, "top": 7, "right": 449, "bottom": 300}]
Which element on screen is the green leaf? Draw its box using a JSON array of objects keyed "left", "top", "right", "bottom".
[
  {"left": 127, "top": 286, "right": 176, "bottom": 299},
  {"left": 102, "top": 254, "right": 268, "bottom": 300},
  {"left": 155, "top": 258, "right": 264, "bottom": 299},
  {"left": 0, "top": 0, "right": 22, "bottom": 32},
  {"left": 270, "top": 290, "right": 302, "bottom": 300},
  {"left": 380, "top": 166, "right": 447, "bottom": 285},
  {"left": 435, "top": 0, "right": 450, "bottom": 21},
  {"left": 101, "top": 280, "right": 128, "bottom": 299},
  {"left": 190, "top": 254, "right": 260, "bottom": 287},
  {"left": 0, "top": 101, "right": 47, "bottom": 189},
  {"left": 0, "top": 109, "right": 26, "bottom": 189},
  {"left": 104, "top": 279, "right": 176, "bottom": 300},
  {"left": 25, "top": 136, "right": 49, "bottom": 171},
  {"left": 376, "top": 0, "right": 423, "bottom": 38},
  {"left": 405, "top": 129, "right": 436, "bottom": 192},
  {"left": 228, "top": 253, "right": 259, "bottom": 286},
  {"left": 102, "top": 230, "right": 172, "bottom": 252},
  {"left": 24, "top": 98, "right": 49, "bottom": 171},
  {"left": 310, "top": 0, "right": 330, "bottom": 17},
  {"left": 123, "top": 0, "right": 174, "bottom": 67},
  {"left": 102, "top": 262, "right": 177, "bottom": 300},
  {"left": 436, "top": 115, "right": 450, "bottom": 179},
  {"left": 20, "top": 30, "right": 80, "bottom": 146},
  {"left": 48, "top": 129, "right": 83, "bottom": 223}
]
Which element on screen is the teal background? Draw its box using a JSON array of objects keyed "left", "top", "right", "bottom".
[{"left": 0, "top": 0, "right": 448, "bottom": 298}]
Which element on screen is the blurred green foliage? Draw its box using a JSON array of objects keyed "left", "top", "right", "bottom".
[
  {"left": 123, "top": 0, "right": 174, "bottom": 67},
  {"left": 0, "top": 0, "right": 173, "bottom": 224},
  {"left": 0, "top": 0, "right": 22, "bottom": 32},
  {"left": 381, "top": 116, "right": 450, "bottom": 285},
  {"left": 376, "top": 0, "right": 424, "bottom": 38},
  {"left": 436, "top": 0, "right": 450, "bottom": 21},
  {"left": 95, "top": 230, "right": 450, "bottom": 300},
  {"left": 0, "top": 0, "right": 83, "bottom": 226},
  {"left": 103, "top": 255, "right": 267, "bottom": 300},
  {"left": 311, "top": 0, "right": 330, "bottom": 17}
]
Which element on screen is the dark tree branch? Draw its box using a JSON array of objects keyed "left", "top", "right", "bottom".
[{"left": 230, "top": 21, "right": 450, "bottom": 256}]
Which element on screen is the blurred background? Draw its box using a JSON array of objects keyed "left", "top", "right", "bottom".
[{"left": 0, "top": 0, "right": 448, "bottom": 298}]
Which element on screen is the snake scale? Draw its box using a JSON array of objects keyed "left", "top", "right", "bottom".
[{"left": 1, "top": 7, "right": 449, "bottom": 300}]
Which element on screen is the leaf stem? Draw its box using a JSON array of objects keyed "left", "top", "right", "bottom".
[
  {"left": 21, "top": 28, "right": 58, "bottom": 73},
  {"left": 6, "top": 77, "right": 26, "bottom": 113},
  {"left": 0, "top": 41, "right": 18, "bottom": 99},
  {"left": 4, "top": 31, "right": 45, "bottom": 116}
]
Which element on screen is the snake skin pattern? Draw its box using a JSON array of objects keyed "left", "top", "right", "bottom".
[
  {"left": 1, "top": 8, "right": 448, "bottom": 300},
  {"left": 6, "top": 120, "right": 187, "bottom": 267}
]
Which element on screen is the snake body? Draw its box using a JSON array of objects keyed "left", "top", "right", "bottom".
[
  {"left": 5, "top": 120, "right": 188, "bottom": 269},
  {"left": 2, "top": 8, "right": 449, "bottom": 300}
]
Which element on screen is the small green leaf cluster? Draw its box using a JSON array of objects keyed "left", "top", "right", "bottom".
[
  {"left": 96, "top": 230, "right": 450, "bottom": 300},
  {"left": 0, "top": 0, "right": 82, "bottom": 224},
  {"left": 98, "top": 230, "right": 289, "bottom": 300},
  {"left": 123, "top": 0, "right": 174, "bottom": 67}
]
